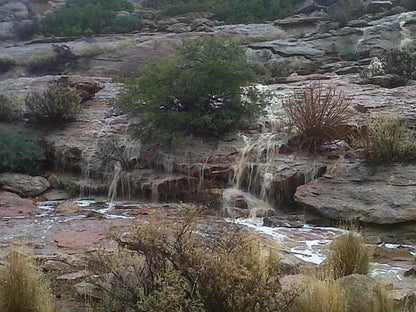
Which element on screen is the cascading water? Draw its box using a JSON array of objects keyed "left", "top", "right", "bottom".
[{"left": 398, "top": 11, "right": 415, "bottom": 50}]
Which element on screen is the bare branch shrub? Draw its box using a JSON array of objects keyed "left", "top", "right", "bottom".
[{"left": 283, "top": 83, "right": 352, "bottom": 151}]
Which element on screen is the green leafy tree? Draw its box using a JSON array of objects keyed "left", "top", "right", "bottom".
[{"left": 114, "top": 37, "right": 264, "bottom": 142}]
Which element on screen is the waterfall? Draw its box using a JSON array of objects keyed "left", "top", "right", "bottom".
[{"left": 398, "top": 12, "right": 415, "bottom": 50}]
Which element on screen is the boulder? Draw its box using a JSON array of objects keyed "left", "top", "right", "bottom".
[
  {"left": 295, "top": 164, "right": 416, "bottom": 225},
  {"left": 0, "top": 173, "right": 50, "bottom": 197},
  {"left": 0, "top": 21, "right": 14, "bottom": 40},
  {"left": 338, "top": 274, "right": 381, "bottom": 312},
  {"left": 57, "top": 76, "right": 104, "bottom": 101},
  {"left": 263, "top": 215, "right": 304, "bottom": 228},
  {"left": 56, "top": 201, "right": 81, "bottom": 215},
  {"left": 0, "top": 2, "right": 29, "bottom": 21},
  {"left": 365, "top": 1, "right": 394, "bottom": 14},
  {"left": 294, "top": 0, "right": 320, "bottom": 14},
  {"left": 0, "top": 191, "right": 40, "bottom": 217}
]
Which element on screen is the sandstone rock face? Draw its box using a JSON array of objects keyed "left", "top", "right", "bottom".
[
  {"left": 0, "top": 173, "right": 50, "bottom": 197},
  {"left": 0, "top": 191, "right": 39, "bottom": 217},
  {"left": 295, "top": 164, "right": 416, "bottom": 225}
]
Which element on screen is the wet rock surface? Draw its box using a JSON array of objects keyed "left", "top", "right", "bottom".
[{"left": 296, "top": 164, "right": 416, "bottom": 225}]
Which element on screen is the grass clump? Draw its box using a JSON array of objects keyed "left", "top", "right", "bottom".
[
  {"left": 283, "top": 83, "right": 351, "bottom": 150},
  {"left": 291, "top": 279, "right": 347, "bottom": 312},
  {"left": 326, "top": 232, "right": 371, "bottom": 280},
  {"left": 363, "top": 118, "right": 416, "bottom": 163},
  {"left": 0, "top": 55, "right": 16, "bottom": 73},
  {"left": 25, "top": 81, "right": 82, "bottom": 125},
  {"left": 0, "top": 94, "right": 17, "bottom": 122},
  {"left": 381, "top": 49, "right": 416, "bottom": 87},
  {"left": 114, "top": 37, "right": 265, "bottom": 143},
  {"left": 0, "top": 126, "right": 45, "bottom": 174},
  {"left": 86, "top": 208, "right": 299, "bottom": 312},
  {"left": 0, "top": 251, "right": 55, "bottom": 312}
]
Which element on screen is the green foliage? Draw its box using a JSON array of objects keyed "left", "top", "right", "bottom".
[
  {"left": 381, "top": 49, "right": 416, "bottom": 87},
  {"left": 0, "top": 94, "right": 16, "bottom": 122},
  {"left": 25, "top": 82, "right": 82, "bottom": 125},
  {"left": 0, "top": 251, "right": 55, "bottom": 312},
  {"left": 87, "top": 208, "right": 299, "bottom": 312},
  {"left": 14, "top": 21, "right": 39, "bottom": 40},
  {"left": 114, "top": 37, "right": 264, "bottom": 143},
  {"left": 326, "top": 232, "right": 371, "bottom": 279},
  {"left": 0, "top": 55, "right": 16, "bottom": 73},
  {"left": 151, "top": 0, "right": 297, "bottom": 23},
  {"left": 40, "top": 0, "right": 142, "bottom": 37},
  {"left": 0, "top": 126, "right": 45, "bottom": 174},
  {"left": 327, "top": 0, "right": 365, "bottom": 26},
  {"left": 363, "top": 118, "right": 416, "bottom": 163}
]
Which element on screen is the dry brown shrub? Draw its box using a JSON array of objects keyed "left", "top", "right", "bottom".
[
  {"left": 325, "top": 232, "right": 371, "bottom": 280},
  {"left": 0, "top": 251, "right": 55, "bottom": 312},
  {"left": 363, "top": 118, "right": 416, "bottom": 163},
  {"left": 283, "top": 83, "right": 352, "bottom": 151},
  {"left": 86, "top": 208, "right": 300, "bottom": 312},
  {"left": 291, "top": 279, "right": 348, "bottom": 312}
]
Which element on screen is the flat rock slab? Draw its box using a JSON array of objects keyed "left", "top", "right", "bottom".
[{"left": 295, "top": 164, "right": 416, "bottom": 225}]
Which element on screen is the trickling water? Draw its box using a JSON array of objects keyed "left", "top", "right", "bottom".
[{"left": 398, "top": 12, "right": 415, "bottom": 50}]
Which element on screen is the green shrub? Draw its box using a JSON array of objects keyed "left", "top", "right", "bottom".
[
  {"left": 112, "top": 14, "right": 144, "bottom": 33},
  {"left": 14, "top": 21, "right": 39, "bottom": 40},
  {"left": 25, "top": 82, "right": 82, "bottom": 125},
  {"left": 151, "top": 0, "right": 296, "bottom": 23},
  {"left": 114, "top": 37, "right": 264, "bottom": 143},
  {"left": 283, "top": 83, "right": 351, "bottom": 150},
  {"left": 0, "top": 251, "right": 55, "bottom": 312},
  {"left": 40, "top": 0, "right": 142, "bottom": 36},
  {"left": 0, "top": 55, "right": 16, "bottom": 73},
  {"left": 87, "top": 208, "right": 299, "bottom": 312},
  {"left": 326, "top": 232, "right": 371, "bottom": 279},
  {"left": 0, "top": 94, "right": 16, "bottom": 122},
  {"left": 381, "top": 49, "right": 416, "bottom": 87},
  {"left": 0, "top": 126, "right": 45, "bottom": 174},
  {"left": 363, "top": 118, "right": 416, "bottom": 163}
]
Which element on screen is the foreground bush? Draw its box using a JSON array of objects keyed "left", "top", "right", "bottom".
[
  {"left": 381, "top": 49, "right": 416, "bottom": 87},
  {"left": 40, "top": 0, "right": 143, "bottom": 36},
  {"left": 326, "top": 232, "right": 371, "bottom": 279},
  {"left": 87, "top": 209, "right": 299, "bottom": 312},
  {"left": 114, "top": 37, "right": 264, "bottom": 142},
  {"left": 0, "top": 251, "right": 55, "bottom": 312},
  {"left": 0, "top": 126, "right": 45, "bottom": 174},
  {"left": 283, "top": 83, "right": 351, "bottom": 150},
  {"left": 25, "top": 82, "right": 82, "bottom": 125},
  {"left": 363, "top": 118, "right": 416, "bottom": 163}
]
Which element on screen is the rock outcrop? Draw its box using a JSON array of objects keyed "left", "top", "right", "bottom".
[
  {"left": 0, "top": 173, "right": 50, "bottom": 197},
  {"left": 295, "top": 164, "right": 416, "bottom": 225}
]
